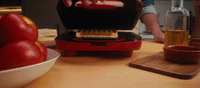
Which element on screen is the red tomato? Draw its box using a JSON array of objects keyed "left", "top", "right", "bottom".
[
  {"left": 0, "top": 14, "right": 3, "bottom": 19},
  {"left": 0, "top": 14, "right": 5, "bottom": 48},
  {"left": 0, "top": 28, "right": 7, "bottom": 49},
  {"left": 0, "top": 13, "right": 38, "bottom": 47},
  {"left": 0, "top": 40, "right": 43, "bottom": 71},
  {"left": 35, "top": 40, "right": 48, "bottom": 61},
  {"left": 20, "top": 15, "right": 38, "bottom": 33}
]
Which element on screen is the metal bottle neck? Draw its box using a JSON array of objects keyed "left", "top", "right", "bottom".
[{"left": 171, "top": 0, "right": 184, "bottom": 10}]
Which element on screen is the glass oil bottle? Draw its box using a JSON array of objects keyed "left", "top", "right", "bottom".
[{"left": 164, "top": 0, "right": 190, "bottom": 46}]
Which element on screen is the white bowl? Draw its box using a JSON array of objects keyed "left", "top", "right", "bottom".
[{"left": 0, "top": 48, "right": 60, "bottom": 88}]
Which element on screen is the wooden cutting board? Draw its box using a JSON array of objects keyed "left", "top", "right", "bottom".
[{"left": 129, "top": 52, "right": 200, "bottom": 79}]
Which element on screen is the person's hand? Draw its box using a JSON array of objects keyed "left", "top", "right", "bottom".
[
  {"left": 152, "top": 31, "right": 165, "bottom": 43},
  {"left": 62, "top": 0, "right": 106, "bottom": 7},
  {"left": 141, "top": 13, "right": 165, "bottom": 43}
]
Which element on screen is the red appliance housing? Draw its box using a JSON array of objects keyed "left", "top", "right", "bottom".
[{"left": 56, "top": 0, "right": 143, "bottom": 57}]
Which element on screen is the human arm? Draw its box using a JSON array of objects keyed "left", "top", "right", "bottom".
[
  {"left": 141, "top": 0, "right": 164, "bottom": 43},
  {"left": 141, "top": 13, "right": 164, "bottom": 43}
]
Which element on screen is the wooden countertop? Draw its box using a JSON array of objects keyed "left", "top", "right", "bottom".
[{"left": 23, "top": 41, "right": 200, "bottom": 88}]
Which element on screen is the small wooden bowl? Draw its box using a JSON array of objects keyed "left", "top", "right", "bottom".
[{"left": 163, "top": 45, "right": 200, "bottom": 64}]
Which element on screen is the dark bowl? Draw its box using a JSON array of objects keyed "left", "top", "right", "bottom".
[{"left": 163, "top": 45, "right": 200, "bottom": 64}]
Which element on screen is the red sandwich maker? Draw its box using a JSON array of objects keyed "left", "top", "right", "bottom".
[{"left": 56, "top": 0, "right": 143, "bottom": 57}]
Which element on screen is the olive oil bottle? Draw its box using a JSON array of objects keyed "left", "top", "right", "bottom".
[{"left": 164, "top": 0, "right": 190, "bottom": 46}]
